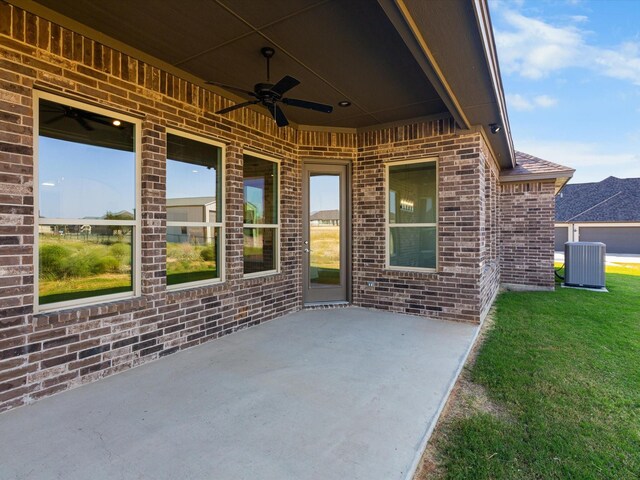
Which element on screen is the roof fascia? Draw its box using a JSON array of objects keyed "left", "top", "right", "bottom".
[{"left": 470, "top": 0, "right": 516, "bottom": 167}]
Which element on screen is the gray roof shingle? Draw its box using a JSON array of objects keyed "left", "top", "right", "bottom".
[
  {"left": 555, "top": 176, "right": 640, "bottom": 222},
  {"left": 502, "top": 151, "right": 575, "bottom": 179}
]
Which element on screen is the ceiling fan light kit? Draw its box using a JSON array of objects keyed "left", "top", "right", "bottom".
[{"left": 206, "top": 47, "right": 333, "bottom": 127}]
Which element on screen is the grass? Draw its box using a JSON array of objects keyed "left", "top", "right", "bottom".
[
  {"left": 39, "top": 235, "right": 133, "bottom": 304},
  {"left": 310, "top": 225, "right": 340, "bottom": 270},
  {"left": 425, "top": 264, "right": 640, "bottom": 479},
  {"left": 39, "top": 274, "right": 132, "bottom": 304},
  {"left": 309, "top": 225, "right": 340, "bottom": 284},
  {"left": 39, "top": 236, "right": 218, "bottom": 303}
]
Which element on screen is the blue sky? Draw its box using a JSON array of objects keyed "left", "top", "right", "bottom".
[
  {"left": 490, "top": 0, "right": 640, "bottom": 183},
  {"left": 39, "top": 137, "right": 135, "bottom": 219},
  {"left": 39, "top": 137, "right": 221, "bottom": 219}
]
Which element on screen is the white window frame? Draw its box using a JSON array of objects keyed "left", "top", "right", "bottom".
[
  {"left": 242, "top": 151, "right": 281, "bottom": 279},
  {"left": 165, "top": 128, "right": 226, "bottom": 290},
  {"left": 33, "top": 91, "right": 142, "bottom": 313},
  {"left": 385, "top": 157, "right": 438, "bottom": 273}
]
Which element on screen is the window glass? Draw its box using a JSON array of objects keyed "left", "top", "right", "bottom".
[
  {"left": 388, "top": 162, "right": 436, "bottom": 224},
  {"left": 39, "top": 226, "right": 133, "bottom": 305},
  {"left": 37, "top": 98, "right": 137, "bottom": 306},
  {"left": 389, "top": 226, "right": 436, "bottom": 269},
  {"left": 38, "top": 99, "right": 135, "bottom": 220},
  {"left": 243, "top": 155, "right": 278, "bottom": 275},
  {"left": 166, "top": 133, "right": 222, "bottom": 286},
  {"left": 166, "top": 227, "right": 220, "bottom": 285},
  {"left": 243, "top": 228, "right": 276, "bottom": 274},
  {"left": 167, "top": 134, "right": 222, "bottom": 222},
  {"left": 388, "top": 161, "right": 437, "bottom": 270},
  {"left": 243, "top": 156, "right": 278, "bottom": 225},
  {"left": 309, "top": 174, "right": 341, "bottom": 286}
]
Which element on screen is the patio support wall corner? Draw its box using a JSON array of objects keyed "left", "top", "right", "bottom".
[{"left": 351, "top": 125, "right": 499, "bottom": 324}]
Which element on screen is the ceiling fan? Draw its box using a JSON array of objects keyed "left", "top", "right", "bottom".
[
  {"left": 206, "top": 47, "right": 333, "bottom": 127},
  {"left": 41, "top": 101, "right": 124, "bottom": 131}
]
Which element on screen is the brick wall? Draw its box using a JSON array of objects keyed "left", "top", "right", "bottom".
[
  {"left": 0, "top": 3, "right": 512, "bottom": 412},
  {"left": 0, "top": 4, "right": 305, "bottom": 412},
  {"left": 499, "top": 180, "right": 556, "bottom": 290},
  {"left": 352, "top": 125, "right": 498, "bottom": 324},
  {"left": 479, "top": 142, "right": 501, "bottom": 318}
]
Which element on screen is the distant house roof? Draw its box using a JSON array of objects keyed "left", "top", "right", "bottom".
[
  {"left": 310, "top": 209, "right": 339, "bottom": 221},
  {"left": 556, "top": 176, "right": 640, "bottom": 222},
  {"left": 500, "top": 151, "right": 575, "bottom": 192},
  {"left": 167, "top": 196, "right": 216, "bottom": 208}
]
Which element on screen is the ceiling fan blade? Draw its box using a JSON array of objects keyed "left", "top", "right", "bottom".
[
  {"left": 281, "top": 97, "right": 333, "bottom": 113},
  {"left": 76, "top": 116, "right": 94, "bottom": 131},
  {"left": 268, "top": 103, "right": 289, "bottom": 127},
  {"left": 270, "top": 75, "right": 300, "bottom": 96},
  {"left": 205, "top": 81, "right": 257, "bottom": 98},
  {"left": 43, "top": 114, "right": 66, "bottom": 125},
  {"left": 216, "top": 100, "right": 259, "bottom": 115},
  {"left": 83, "top": 115, "right": 119, "bottom": 128}
]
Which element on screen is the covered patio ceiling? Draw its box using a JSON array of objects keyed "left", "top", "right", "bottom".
[{"left": 22, "top": 0, "right": 514, "bottom": 167}]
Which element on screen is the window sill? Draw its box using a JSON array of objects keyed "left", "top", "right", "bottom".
[
  {"left": 34, "top": 293, "right": 146, "bottom": 318},
  {"left": 382, "top": 267, "right": 440, "bottom": 277},
  {"left": 243, "top": 269, "right": 280, "bottom": 280}
]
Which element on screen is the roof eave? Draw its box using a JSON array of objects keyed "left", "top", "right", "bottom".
[{"left": 470, "top": 0, "right": 516, "bottom": 168}]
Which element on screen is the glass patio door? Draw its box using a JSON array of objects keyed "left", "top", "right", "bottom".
[{"left": 302, "top": 162, "right": 349, "bottom": 304}]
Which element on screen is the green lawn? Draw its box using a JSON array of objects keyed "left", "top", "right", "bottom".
[{"left": 430, "top": 267, "right": 640, "bottom": 479}]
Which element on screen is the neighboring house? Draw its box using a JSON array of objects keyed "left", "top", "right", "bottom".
[
  {"left": 166, "top": 196, "right": 216, "bottom": 243},
  {"left": 310, "top": 210, "right": 340, "bottom": 226},
  {"left": 0, "top": 0, "right": 573, "bottom": 412},
  {"left": 555, "top": 177, "right": 640, "bottom": 254}
]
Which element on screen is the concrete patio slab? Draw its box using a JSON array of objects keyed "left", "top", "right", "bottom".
[{"left": 0, "top": 307, "right": 477, "bottom": 480}]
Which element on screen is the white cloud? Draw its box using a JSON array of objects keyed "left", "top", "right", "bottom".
[
  {"left": 570, "top": 15, "right": 588, "bottom": 23},
  {"left": 495, "top": 10, "right": 640, "bottom": 85},
  {"left": 515, "top": 138, "right": 640, "bottom": 182},
  {"left": 506, "top": 93, "right": 558, "bottom": 110},
  {"left": 533, "top": 94, "right": 558, "bottom": 107}
]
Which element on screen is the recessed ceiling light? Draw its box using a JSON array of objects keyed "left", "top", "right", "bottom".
[
  {"left": 338, "top": 100, "right": 351, "bottom": 107},
  {"left": 112, "top": 119, "right": 121, "bottom": 126},
  {"left": 41, "top": 182, "right": 55, "bottom": 187}
]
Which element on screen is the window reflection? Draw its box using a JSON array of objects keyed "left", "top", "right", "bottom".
[
  {"left": 388, "top": 161, "right": 437, "bottom": 270},
  {"left": 243, "top": 156, "right": 277, "bottom": 225},
  {"left": 243, "top": 155, "right": 278, "bottom": 275},
  {"left": 243, "top": 228, "right": 276, "bottom": 274},
  {"left": 388, "top": 162, "right": 436, "bottom": 224},
  {"left": 166, "top": 133, "right": 223, "bottom": 286},
  {"left": 167, "top": 134, "right": 221, "bottom": 223},
  {"left": 38, "top": 99, "right": 135, "bottom": 220},
  {"left": 39, "top": 226, "right": 133, "bottom": 304},
  {"left": 37, "top": 98, "right": 137, "bottom": 306}
]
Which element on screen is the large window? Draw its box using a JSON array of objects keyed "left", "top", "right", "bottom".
[
  {"left": 387, "top": 159, "right": 437, "bottom": 270},
  {"left": 166, "top": 131, "right": 223, "bottom": 287},
  {"left": 36, "top": 93, "right": 139, "bottom": 309},
  {"left": 243, "top": 154, "right": 279, "bottom": 276}
]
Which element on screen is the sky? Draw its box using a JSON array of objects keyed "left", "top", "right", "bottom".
[
  {"left": 39, "top": 137, "right": 219, "bottom": 219},
  {"left": 39, "top": 137, "right": 135, "bottom": 219},
  {"left": 489, "top": 0, "right": 640, "bottom": 183}
]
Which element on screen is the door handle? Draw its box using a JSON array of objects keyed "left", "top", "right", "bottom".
[{"left": 304, "top": 248, "right": 312, "bottom": 253}]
